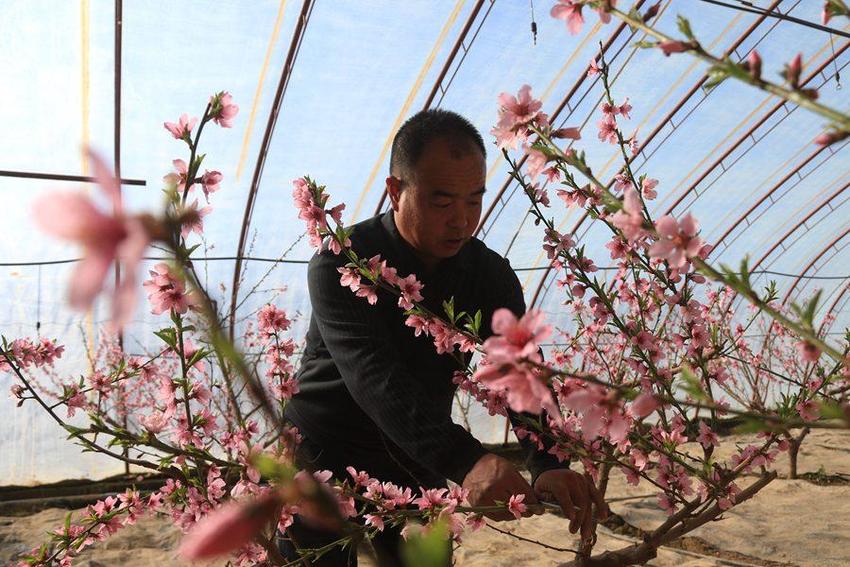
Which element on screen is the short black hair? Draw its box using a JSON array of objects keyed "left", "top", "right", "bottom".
[{"left": 389, "top": 109, "right": 486, "bottom": 181}]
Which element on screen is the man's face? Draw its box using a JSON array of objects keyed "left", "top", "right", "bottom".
[{"left": 390, "top": 138, "right": 486, "bottom": 268}]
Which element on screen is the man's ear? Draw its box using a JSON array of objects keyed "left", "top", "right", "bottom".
[{"left": 386, "top": 176, "right": 403, "bottom": 211}]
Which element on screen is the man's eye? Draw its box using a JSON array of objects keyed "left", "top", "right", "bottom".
[{"left": 434, "top": 201, "right": 451, "bottom": 208}]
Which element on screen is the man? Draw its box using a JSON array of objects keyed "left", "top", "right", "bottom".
[{"left": 281, "top": 109, "right": 605, "bottom": 565}]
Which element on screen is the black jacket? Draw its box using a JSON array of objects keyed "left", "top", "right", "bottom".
[{"left": 285, "top": 211, "right": 563, "bottom": 488}]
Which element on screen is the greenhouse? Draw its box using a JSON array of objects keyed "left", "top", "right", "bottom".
[{"left": 2, "top": 0, "right": 849, "bottom": 565}]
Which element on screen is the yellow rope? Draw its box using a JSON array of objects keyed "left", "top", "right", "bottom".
[
  {"left": 81, "top": 0, "right": 95, "bottom": 363},
  {"left": 235, "top": 0, "right": 288, "bottom": 181},
  {"left": 350, "top": 0, "right": 466, "bottom": 221}
]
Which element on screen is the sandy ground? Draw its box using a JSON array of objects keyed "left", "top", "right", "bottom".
[{"left": 2, "top": 428, "right": 848, "bottom": 566}]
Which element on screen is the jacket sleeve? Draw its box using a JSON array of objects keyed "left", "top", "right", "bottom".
[
  {"left": 489, "top": 257, "right": 570, "bottom": 484},
  {"left": 308, "top": 251, "right": 488, "bottom": 485}
]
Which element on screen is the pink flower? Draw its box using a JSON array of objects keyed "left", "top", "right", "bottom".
[
  {"left": 179, "top": 492, "right": 280, "bottom": 560},
  {"left": 496, "top": 84, "right": 543, "bottom": 131},
  {"left": 551, "top": 126, "right": 581, "bottom": 140},
  {"left": 140, "top": 411, "right": 170, "bottom": 434},
  {"left": 587, "top": 58, "right": 601, "bottom": 77},
  {"left": 551, "top": 1, "right": 584, "bottom": 34},
  {"left": 65, "top": 385, "right": 86, "bottom": 417},
  {"left": 201, "top": 170, "right": 223, "bottom": 201},
  {"left": 649, "top": 214, "right": 704, "bottom": 268},
  {"left": 486, "top": 308, "right": 551, "bottom": 361},
  {"left": 143, "top": 263, "right": 195, "bottom": 315},
  {"left": 601, "top": 101, "right": 618, "bottom": 116},
  {"left": 33, "top": 149, "right": 150, "bottom": 330},
  {"left": 163, "top": 158, "right": 191, "bottom": 192},
  {"left": 413, "top": 487, "right": 450, "bottom": 511},
  {"left": 814, "top": 129, "right": 850, "bottom": 146},
  {"left": 524, "top": 145, "right": 549, "bottom": 181},
  {"left": 659, "top": 40, "right": 693, "bottom": 56},
  {"left": 338, "top": 267, "right": 362, "bottom": 292},
  {"left": 180, "top": 199, "right": 211, "bottom": 238},
  {"left": 475, "top": 361, "right": 556, "bottom": 415},
  {"left": 397, "top": 274, "right": 424, "bottom": 310},
  {"left": 405, "top": 314, "right": 431, "bottom": 337},
  {"left": 657, "top": 493, "right": 676, "bottom": 515},
  {"left": 597, "top": 115, "right": 618, "bottom": 144},
  {"left": 697, "top": 420, "right": 718, "bottom": 449},
  {"left": 797, "top": 340, "right": 821, "bottom": 363},
  {"left": 209, "top": 91, "right": 239, "bottom": 128},
  {"left": 507, "top": 494, "right": 527, "bottom": 520},
  {"left": 355, "top": 284, "right": 378, "bottom": 305},
  {"left": 163, "top": 113, "right": 197, "bottom": 140},
  {"left": 618, "top": 98, "right": 632, "bottom": 119},
  {"left": 641, "top": 177, "right": 659, "bottom": 200},
  {"left": 610, "top": 187, "right": 645, "bottom": 243},
  {"left": 631, "top": 392, "right": 658, "bottom": 418},
  {"left": 258, "top": 304, "right": 291, "bottom": 336},
  {"left": 542, "top": 229, "right": 575, "bottom": 261},
  {"left": 796, "top": 399, "right": 820, "bottom": 422},
  {"left": 491, "top": 123, "right": 525, "bottom": 150},
  {"left": 783, "top": 53, "right": 803, "bottom": 88},
  {"left": 746, "top": 50, "right": 762, "bottom": 80},
  {"left": 365, "top": 514, "right": 385, "bottom": 531}
]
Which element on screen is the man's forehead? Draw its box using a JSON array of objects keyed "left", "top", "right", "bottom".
[{"left": 413, "top": 140, "right": 485, "bottom": 189}]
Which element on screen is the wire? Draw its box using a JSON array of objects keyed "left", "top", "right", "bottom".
[
  {"left": 699, "top": 0, "right": 850, "bottom": 39},
  {"left": 0, "top": 255, "right": 309, "bottom": 267},
  {"left": 2, "top": 256, "right": 848, "bottom": 282}
]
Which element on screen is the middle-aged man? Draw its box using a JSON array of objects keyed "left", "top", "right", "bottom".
[{"left": 280, "top": 109, "right": 606, "bottom": 566}]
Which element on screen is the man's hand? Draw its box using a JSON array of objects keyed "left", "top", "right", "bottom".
[
  {"left": 533, "top": 469, "right": 608, "bottom": 542},
  {"left": 462, "top": 453, "right": 542, "bottom": 521}
]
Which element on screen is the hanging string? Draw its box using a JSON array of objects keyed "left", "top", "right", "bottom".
[
  {"left": 529, "top": 0, "right": 538, "bottom": 45},
  {"left": 830, "top": 30, "right": 842, "bottom": 90},
  {"left": 36, "top": 264, "right": 42, "bottom": 336}
]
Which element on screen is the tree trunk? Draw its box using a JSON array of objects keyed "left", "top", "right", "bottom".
[{"left": 788, "top": 427, "right": 810, "bottom": 480}]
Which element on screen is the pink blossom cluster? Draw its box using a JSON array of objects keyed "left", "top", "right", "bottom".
[
  {"left": 452, "top": 370, "right": 509, "bottom": 417},
  {"left": 162, "top": 159, "right": 222, "bottom": 203},
  {"left": 292, "top": 177, "right": 347, "bottom": 252},
  {"left": 405, "top": 314, "right": 476, "bottom": 355},
  {"left": 142, "top": 263, "right": 197, "bottom": 315},
  {"left": 1, "top": 337, "right": 64, "bottom": 373},
  {"left": 597, "top": 96, "right": 631, "bottom": 145},
  {"left": 474, "top": 308, "right": 559, "bottom": 415},
  {"left": 493, "top": 85, "right": 581, "bottom": 154},
  {"left": 257, "top": 304, "right": 299, "bottom": 402}
]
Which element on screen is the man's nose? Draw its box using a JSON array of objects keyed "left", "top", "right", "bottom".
[{"left": 447, "top": 202, "right": 470, "bottom": 230}]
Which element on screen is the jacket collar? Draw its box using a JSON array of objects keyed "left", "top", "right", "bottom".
[{"left": 380, "top": 211, "right": 472, "bottom": 276}]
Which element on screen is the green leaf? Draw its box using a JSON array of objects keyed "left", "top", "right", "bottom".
[
  {"left": 703, "top": 66, "right": 730, "bottom": 91},
  {"left": 633, "top": 40, "right": 658, "bottom": 50},
  {"left": 677, "top": 15, "right": 695, "bottom": 39},
  {"left": 63, "top": 425, "right": 88, "bottom": 439},
  {"left": 154, "top": 328, "right": 177, "bottom": 349},
  {"left": 679, "top": 365, "right": 709, "bottom": 402},
  {"left": 442, "top": 297, "right": 456, "bottom": 322},
  {"left": 818, "top": 399, "right": 846, "bottom": 421},
  {"left": 401, "top": 519, "right": 450, "bottom": 567},
  {"left": 627, "top": 7, "right": 643, "bottom": 31},
  {"left": 186, "top": 347, "right": 209, "bottom": 369},
  {"left": 254, "top": 453, "right": 296, "bottom": 482}
]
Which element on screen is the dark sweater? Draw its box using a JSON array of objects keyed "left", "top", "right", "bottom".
[{"left": 285, "top": 211, "right": 563, "bottom": 488}]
